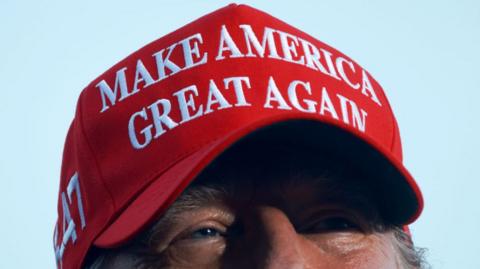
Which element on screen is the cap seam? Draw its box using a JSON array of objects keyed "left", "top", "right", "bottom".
[
  {"left": 387, "top": 98, "right": 398, "bottom": 152},
  {"left": 366, "top": 71, "right": 398, "bottom": 152},
  {"left": 377, "top": 80, "right": 399, "bottom": 152},
  {"left": 390, "top": 116, "right": 399, "bottom": 152},
  {"left": 77, "top": 91, "right": 117, "bottom": 210}
]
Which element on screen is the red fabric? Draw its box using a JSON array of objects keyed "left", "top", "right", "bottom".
[{"left": 53, "top": 4, "right": 423, "bottom": 268}]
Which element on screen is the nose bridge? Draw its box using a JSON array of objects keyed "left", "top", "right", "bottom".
[{"left": 251, "top": 206, "right": 307, "bottom": 269}]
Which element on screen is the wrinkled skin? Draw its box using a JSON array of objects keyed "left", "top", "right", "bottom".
[{"left": 99, "top": 176, "right": 401, "bottom": 269}]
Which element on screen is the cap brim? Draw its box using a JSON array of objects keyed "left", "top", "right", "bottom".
[{"left": 94, "top": 117, "right": 423, "bottom": 248}]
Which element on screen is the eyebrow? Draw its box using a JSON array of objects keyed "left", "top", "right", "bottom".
[
  {"left": 167, "top": 184, "right": 230, "bottom": 213},
  {"left": 138, "top": 184, "right": 230, "bottom": 244}
]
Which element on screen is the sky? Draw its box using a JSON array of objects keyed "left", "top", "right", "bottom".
[{"left": 0, "top": 0, "right": 479, "bottom": 268}]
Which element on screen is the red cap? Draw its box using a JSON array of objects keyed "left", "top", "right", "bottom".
[{"left": 53, "top": 4, "right": 423, "bottom": 268}]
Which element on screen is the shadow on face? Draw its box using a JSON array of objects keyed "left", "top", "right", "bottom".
[{"left": 89, "top": 138, "right": 404, "bottom": 269}]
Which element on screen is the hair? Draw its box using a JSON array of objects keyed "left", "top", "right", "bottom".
[
  {"left": 392, "top": 226, "right": 430, "bottom": 269},
  {"left": 85, "top": 132, "right": 430, "bottom": 269}
]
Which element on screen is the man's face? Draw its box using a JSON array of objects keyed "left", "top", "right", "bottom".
[{"left": 98, "top": 144, "right": 403, "bottom": 269}]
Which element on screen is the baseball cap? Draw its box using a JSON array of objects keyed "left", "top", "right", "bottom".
[{"left": 53, "top": 4, "right": 423, "bottom": 268}]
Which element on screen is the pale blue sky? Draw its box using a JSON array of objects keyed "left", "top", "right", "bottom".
[{"left": 1, "top": 0, "right": 479, "bottom": 268}]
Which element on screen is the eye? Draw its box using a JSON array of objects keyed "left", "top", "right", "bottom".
[
  {"left": 303, "top": 216, "right": 360, "bottom": 233},
  {"left": 319, "top": 217, "right": 358, "bottom": 230},
  {"left": 189, "top": 227, "right": 224, "bottom": 239},
  {"left": 172, "top": 222, "right": 229, "bottom": 243}
]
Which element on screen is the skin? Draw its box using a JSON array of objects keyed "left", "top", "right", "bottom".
[{"left": 99, "top": 172, "right": 402, "bottom": 269}]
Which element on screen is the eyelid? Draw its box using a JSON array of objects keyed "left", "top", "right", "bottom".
[
  {"left": 148, "top": 206, "right": 234, "bottom": 245},
  {"left": 172, "top": 220, "right": 228, "bottom": 243},
  {"left": 298, "top": 210, "right": 367, "bottom": 233}
]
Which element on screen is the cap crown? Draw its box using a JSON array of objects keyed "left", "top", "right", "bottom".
[{"left": 53, "top": 4, "right": 408, "bottom": 268}]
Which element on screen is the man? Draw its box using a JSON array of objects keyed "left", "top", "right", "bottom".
[{"left": 53, "top": 4, "right": 427, "bottom": 269}]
